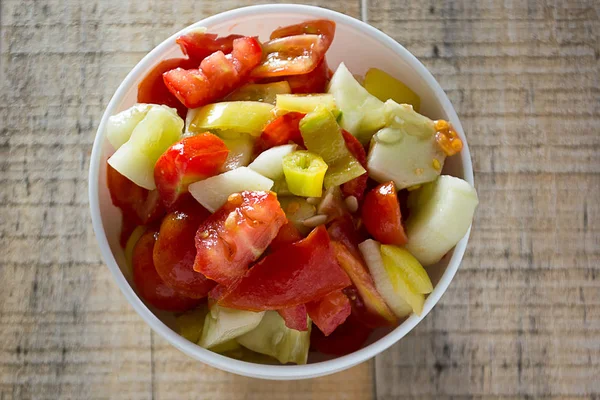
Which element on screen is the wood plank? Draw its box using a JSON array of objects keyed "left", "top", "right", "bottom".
[{"left": 368, "top": 0, "right": 599, "bottom": 398}]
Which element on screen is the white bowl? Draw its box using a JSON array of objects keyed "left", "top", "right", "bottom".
[{"left": 89, "top": 4, "right": 474, "bottom": 380}]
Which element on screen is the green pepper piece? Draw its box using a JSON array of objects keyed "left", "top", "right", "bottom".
[
  {"left": 299, "top": 107, "right": 366, "bottom": 188},
  {"left": 276, "top": 94, "right": 337, "bottom": 114},
  {"left": 282, "top": 151, "right": 328, "bottom": 197},
  {"left": 189, "top": 101, "right": 275, "bottom": 136},
  {"left": 364, "top": 68, "right": 421, "bottom": 112},
  {"left": 225, "top": 81, "right": 292, "bottom": 104}
]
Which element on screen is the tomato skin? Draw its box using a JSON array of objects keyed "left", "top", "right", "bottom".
[
  {"left": 133, "top": 229, "right": 201, "bottom": 312},
  {"left": 270, "top": 221, "right": 303, "bottom": 251},
  {"left": 193, "top": 191, "right": 287, "bottom": 286},
  {"left": 270, "top": 19, "right": 336, "bottom": 44},
  {"left": 107, "top": 163, "right": 165, "bottom": 227},
  {"left": 361, "top": 181, "right": 408, "bottom": 246},
  {"left": 250, "top": 19, "right": 335, "bottom": 79},
  {"left": 331, "top": 241, "right": 397, "bottom": 325},
  {"left": 285, "top": 58, "right": 331, "bottom": 94},
  {"left": 310, "top": 313, "right": 372, "bottom": 356},
  {"left": 218, "top": 226, "right": 352, "bottom": 311},
  {"left": 163, "top": 37, "right": 262, "bottom": 109},
  {"left": 153, "top": 195, "right": 216, "bottom": 299},
  {"left": 154, "top": 133, "right": 229, "bottom": 208},
  {"left": 176, "top": 32, "right": 243, "bottom": 63},
  {"left": 327, "top": 214, "right": 365, "bottom": 260},
  {"left": 340, "top": 130, "right": 368, "bottom": 202},
  {"left": 137, "top": 58, "right": 195, "bottom": 119},
  {"left": 254, "top": 112, "right": 305, "bottom": 154},
  {"left": 277, "top": 304, "right": 308, "bottom": 331},
  {"left": 306, "top": 290, "right": 351, "bottom": 336}
]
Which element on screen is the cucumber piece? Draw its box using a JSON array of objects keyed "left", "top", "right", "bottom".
[
  {"left": 107, "top": 105, "right": 184, "bottom": 189},
  {"left": 367, "top": 101, "right": 445, "bottom": 189},
  {"left": 106, "top": 103, "right": 154, "bottom": 149},
  {"left": 248, "top": 144, "right": 298, "bottom": 180},
  {"left": 358, "top": 239, "right": 413, "bottom": 318},
  {"left": 405, "top": 175, "right": 478, "bottom": 266},
  {"left": 176, "top": 306, "right": 209, "bottom": 343},
  {"left": 199, "top": 304, "right": 265, "bottom": 349},
  {"left": 237, "top": 311, "right": 311, "bottom": 365},
  {"left": 221, "top": 134, "right": 255, "bottom": 171},
  {"left": 188, "top": 167, "right": 274, "bottom": 213},
  {"left": 364, "top": 68, "right": 421, "bottom": 112},
  {"left": 276, "top": 94, "right": 337, "bottom": 114},
  {"left": 327, "top": 62, "right": 386, "bottom": 144}
]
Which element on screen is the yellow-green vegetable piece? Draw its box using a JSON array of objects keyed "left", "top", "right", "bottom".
[
  {"left": 226, "top": 81, "right": 291, "bottom": 104},
  {"left": 367, "top": 100, "right": 445, "bottom": 189},
  {"left": 327, "top": 62, "right": 386, "bottom": 144},
  {"left": 124, "top": 225, "right": 146, "bottom": 280},
  {"left": 299, "top": 107, "right": 366, "bottom": 188},
  {"left": 199, "top": 305, "right": 265, "bottom": 349},
  {"left": 176, "top": 306, "right": 209, "bottom": 343},
  {"left": 237, "top": 311, "right": 311, "bottom": 365},
  {"left": 406, "top": 175, "right": 479, "bottom": 266},
  {"left": 379, "top": 245, "right": 433, "bottom": 294},
  {"left": 106, "top": 103, "right": 154, "bottom": 149},
  {"left": 220, "top": 134, "right": 255, "bottom": 171},
  {"left": 364, "top": 68, "right": 421, "bottom": 112},
  {"left": 276, "top": 94, "right": 337, "bottom": 114},
  {"left": 189, "top": 101, "right": 275, "bottom": 136},
  {"left": 210, "top": 339, "right": 242, "bottom": 354},
  {"left": 282, "top": 151, "right": 328, "bottom": 197},
  {"left": 381, "top": 253, "right": 425, "bottom": 316},
  {"left": 107, "top": 105, "right": 183, "bottom": 190}
]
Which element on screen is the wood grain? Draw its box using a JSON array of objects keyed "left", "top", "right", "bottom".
[
  {"left": 0, "top": 1, "right": 371, "bottom": 399},
  {"left": 368, "top": 0, "right": 600, "bottom": 399}
]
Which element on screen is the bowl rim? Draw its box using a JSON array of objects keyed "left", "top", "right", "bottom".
[{"left": 89, "top": 3, "right": 474, "bottom": 380}]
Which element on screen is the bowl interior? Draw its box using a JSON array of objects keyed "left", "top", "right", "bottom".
[{"left": 91, "top": 5, "right": 471, "bottom": 379}]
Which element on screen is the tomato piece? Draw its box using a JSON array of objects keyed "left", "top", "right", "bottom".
[
  {"left": 306, "top": 290, "right": 351, "bottom": 336},
  {"left": 218, "top": 226, "right": 352, "bottom": 310},
  {"left": 310, "top": 313, "right": 372, "bottom": 356},
  {"left": 285, "top": 58, "right": 332, "bottom": 94},
  {"left": 340, "top": 130, "right": 368, "bottom": 202},
  {"left": 327, "top": 214, "right": 365, "bottom": 260},
  {"left": 193, "top": 191, "right": 286, "bottom": 286},
  {"left": 132, "top": 229, "right": 201, "bottom": 312},
  {"left": 277, "top": 304, "right": 308, "bottom": 331},
  {"left": 332, "top": 241, "right": 397, "bottom": 325},
  {"left": 163, "top": 37, "right": 263, "bottom": 109},
  {"left": 153, "top": 195, "right": 216, "bottom": 299},
  {"left": 361, "top": 181, "right": 408, "bottom": 246},
  {"left": 176, "top": 31, "right": 243, "bottom": 63},
  {"left": 270, "top": 19, "right": 336, "bottom": 45},
  {"left": 154, "top": 133, "right": 229, "bottom": 208},
  {"left": 254, "top": 112, "right": 305, "bottom": 154},
  {"left": 107, "top": 163, "right": 165, "bottom": 226},
  {"left": 137, "top": 58, "right": 195, "bottom": 119},
  {"left": 250, "top": 35, "right": 330, "bottom": 78},
  {"left": 270, "top": 220, "right": 303, "bottom": 251}
]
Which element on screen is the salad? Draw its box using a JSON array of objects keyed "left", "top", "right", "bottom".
[{"left": 105, "top": 19, "right": 479, "bottom": 365}]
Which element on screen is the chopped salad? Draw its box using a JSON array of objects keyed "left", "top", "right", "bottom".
[{"left": 105, "top": 19, "right": 478, "bottom": 364}]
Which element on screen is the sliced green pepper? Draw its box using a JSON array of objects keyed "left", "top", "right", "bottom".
[
  {"left": 189, "top": 101, "right": 275, "bottom": 136},
  {"left": 276, "top": 94, "right": 337, "bottom": 114},
  {"left": 282, "top": 151, "right": 328, "bottom": 197},
  {"left": 225, "top": 81, "right": 292, "bottom": 104},
  {"left": 299, "top": 107, "right": 366, "bottom": 188},
  {"left": 364, "top": 68, "right": 421, "bottom": 112}
]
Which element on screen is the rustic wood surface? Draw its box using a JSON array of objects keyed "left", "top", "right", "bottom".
[{"left": 0, "top": 0, "right": 598, "bottom": 399}]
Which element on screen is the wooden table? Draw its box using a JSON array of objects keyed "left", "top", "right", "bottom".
[{"left": 1, "top": 0, "right": 598, "bottom": 398}]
